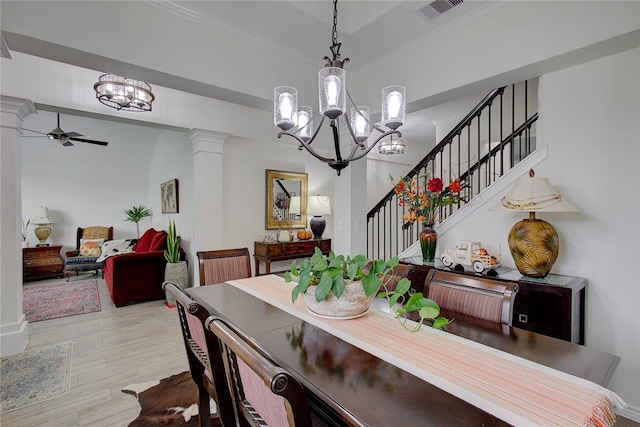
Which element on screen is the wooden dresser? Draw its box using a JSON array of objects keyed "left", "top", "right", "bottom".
[
  {"left": 23, "top": 245, "right": 64, "bottom": 281},
  {"left": 254, "top": 239, "right": 331, "bottom": 275},
  {"left": 402, "top": 262, "right": 586, "bottom": 344}
]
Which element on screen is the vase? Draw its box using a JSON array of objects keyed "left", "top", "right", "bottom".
[
  {"left": 164, "top": 260, "right": 188, "bottom": 306},
  {"left": 419, "top": 223, "right": 437, "bottom": 265}
]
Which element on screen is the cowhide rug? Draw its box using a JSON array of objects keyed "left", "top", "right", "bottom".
[{"left": 122, "top": 371, "right": 219, "bottom": 427}]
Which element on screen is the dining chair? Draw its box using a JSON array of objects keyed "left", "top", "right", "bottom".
[
  {"left": 163, "top": 281, "right": 233, "bottom": 427},
  {"left": 424, "top": 269, "right": 519, "bottom": 326},
  {"left": 196, "top": 248, "right": 252, "bottom": 286},
  {"left": 63, "top": 225, "right": 113, "bottom": 280},
  {"left": 207, "top": 317, "right": 328, "bottom": 427}
]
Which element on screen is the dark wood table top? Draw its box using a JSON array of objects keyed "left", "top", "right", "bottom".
[{"left": 187, "top": 284, "right": 619, "bottom": 427}]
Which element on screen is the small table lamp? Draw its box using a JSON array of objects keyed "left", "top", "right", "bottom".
[
  {"left": 307, "top": 195, "right": 331, "bottom": 239},
  {"left": 31, "top": 206, "right": 55, "bottom": 247},
  {"left": 491, "top": 169, "right": 578, "bottom": 278},
  {"left": 288, "top": 195, "right": 301, "bottom": 219}
]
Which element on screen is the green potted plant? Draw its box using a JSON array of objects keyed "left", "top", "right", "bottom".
[
  {"left": 123, "top": 205, "right": 151, "bottom": 238},
  {"left": 285, "top": 247, "right": 450, "bottom": 330},
  {"left": 164, "top": 218, "right": 187, "bottom": 306},
  {"left": 21, "top": 218, "right": 31, "bottom": 248}
]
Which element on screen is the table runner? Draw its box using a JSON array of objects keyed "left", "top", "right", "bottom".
[{"left": 227, "top": 275, "right": 626, "bottom": 427}]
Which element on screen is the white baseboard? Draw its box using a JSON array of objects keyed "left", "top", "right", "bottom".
[{"left": 617, "top": 404, "right": 640, "bottom": 423}]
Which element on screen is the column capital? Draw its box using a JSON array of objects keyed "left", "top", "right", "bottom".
[
  {"left": 0, "top": 96, "right": 36, "bottom": 130},
  {"left": 186, "top": 129, "right": 231, "bottom": 155}
]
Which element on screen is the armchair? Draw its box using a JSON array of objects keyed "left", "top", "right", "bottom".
[{"left": 64, "top": 226, "right": 114, "bottom": 281}]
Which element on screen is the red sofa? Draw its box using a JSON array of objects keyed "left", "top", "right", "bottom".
[{"left": 104, "top": 228, "right": 177, "bottom": 307}]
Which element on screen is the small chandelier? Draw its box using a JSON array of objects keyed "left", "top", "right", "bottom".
[
  {"left": 274, "top": 0, "right": 406, "bottom": 175},
  {"left": 379, "top": 135, "right": 406, "bottom": 155},
  {"left": 94, "top": 74, "right": 155, "bottom": 112}
]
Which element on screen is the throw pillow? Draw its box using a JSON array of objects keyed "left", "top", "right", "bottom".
[
  {"left": 79, "top": 238, "right": 104, "bottom": 257},
  {"left": 149, "top": 231, "right": 168, "bottom": 252},
  {"left": 133, "top": 228, "right": 157, "bottom": 253}
]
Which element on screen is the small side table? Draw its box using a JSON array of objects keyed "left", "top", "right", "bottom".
[
  {"left": 23, "top": 245, "right": 64, "bottom": 281},
  {"left": 254, "top": 239, "right": 331, "bottom": 275}
]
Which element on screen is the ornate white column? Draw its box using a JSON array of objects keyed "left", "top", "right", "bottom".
[
  {"left": 0, "top": 96, "right": 36, "bottom": 356},
  {"left": 186, "top": 129, "right": 230, "bottom": 259}
]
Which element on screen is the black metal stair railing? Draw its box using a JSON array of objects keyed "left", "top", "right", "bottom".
[{"left": 367, "top": 79, "right": 539, "bottom": 260}]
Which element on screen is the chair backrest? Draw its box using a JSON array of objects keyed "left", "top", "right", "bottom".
[
  {"left": 197, "top": 248, "right": 252, "bottom": 286},
  {"left": 76, "top": 226, "right": 113, "bottom": 250},
  {"left": 424, "top": 269, "right": 519, "bottom": 325},
  {"left": 207, "top": 317, "right": 314, "bottom": 427},
  {"left": 163, "top": 281, "right": 235, "bottom": 427},
  {"left": 380, "top": 263, "right": 414, "bottom": 292}
]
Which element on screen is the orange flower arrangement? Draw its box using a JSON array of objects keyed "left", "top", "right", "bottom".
[{"left": 391, "top": 174, "right": 466, "bottom": 225}]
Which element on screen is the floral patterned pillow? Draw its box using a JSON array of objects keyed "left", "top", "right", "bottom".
[{"left": 79, "top": 238, "right": 104, "bottom": 257}]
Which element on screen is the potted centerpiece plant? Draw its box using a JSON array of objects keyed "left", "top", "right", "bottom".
[
  {"left": 123, "top": 205, "right": 151, "bottom": 238},
  {"left": 285, "top": 247, "right": 451, "bottom": 330},
  {"left": 164, "top": 218, "right": 188, "bottom": 306}
]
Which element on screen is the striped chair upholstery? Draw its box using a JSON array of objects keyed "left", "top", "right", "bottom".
[
  {"left": 163, "top": 282, "right": 233, "bottom": 427},
  {"left": 424, "top": 270, "right": 519, "bottom": 326},
  {"left": 197, "top": 248, "right": 252, "bottom": 286},
  {"left": 208, "top": 317, "right": 328, "bottom": 427}
]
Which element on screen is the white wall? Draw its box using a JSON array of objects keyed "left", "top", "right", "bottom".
[
  {"left": 436, "top": 48, "right": 640, "bottom": 411},
  {"left": 21, "top": 111, "right": 162, "bottom": 249}
]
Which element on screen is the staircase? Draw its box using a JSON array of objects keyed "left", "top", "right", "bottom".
[{"left": 367, "top": 79, "right": 539, "bottom": 260}]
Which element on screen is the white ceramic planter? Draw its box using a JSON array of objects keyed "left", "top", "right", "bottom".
[
  {"left": 165, "top": 260, "right": 188, "bottom": 306},
  {"left": 302, "top": 280, "right": 375, "bottom": 318}
]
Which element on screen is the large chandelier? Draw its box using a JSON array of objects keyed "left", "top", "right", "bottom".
[
  {"left": 274, "top": 0, "right": 406, "bottom": 175},
  {"left": 94, "top": 74, "right": 155, "bottom": 112}
]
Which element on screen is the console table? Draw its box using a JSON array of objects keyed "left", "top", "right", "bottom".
[
  {"left": 254, "top": 239, "right": 331, "bottom": 275},
  {"left": 402, "top": 262, "right": 586, "bottom": 344},
  {"left": 23, "top": 245, "right": 64, "bottom": 281}
]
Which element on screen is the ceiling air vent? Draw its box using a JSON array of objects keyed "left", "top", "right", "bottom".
[{"left": 416, "top": 0, "right": 464, "bottom": 20}]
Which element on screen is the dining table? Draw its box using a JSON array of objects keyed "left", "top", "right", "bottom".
[{"left": 186, "top": 275, "right": 623, "bottom": 427}]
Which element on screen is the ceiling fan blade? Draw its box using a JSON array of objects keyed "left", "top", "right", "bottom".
[
  {"left": 69, "top": 137, "right": 108, "bottom": 146},
  {"left": 64, "top": 131, "right": 83, "bottom": 138},
  {"left": 62, "top": 140, "right": 74, "bottom": 147}
]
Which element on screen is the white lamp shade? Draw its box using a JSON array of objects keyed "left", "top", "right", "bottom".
[
  {"left": 31, "top": 206, "right": 55, "bottom": 225},
  {"left": 289, "top": 196, "right": 301, "bottom": 215},
  {"left": 491, "top": 172, "right": 578, "bottom": 212},
  {"left": 307, "top": 195, "right": 331, "bottom": 215}
]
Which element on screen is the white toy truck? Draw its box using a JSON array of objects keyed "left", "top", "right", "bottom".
[{"left": 440, "top": 241, "right": 501, "bottom": 273}]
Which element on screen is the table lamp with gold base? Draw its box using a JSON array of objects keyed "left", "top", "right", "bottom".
[
  {"left": 491, "top": 169, "right": 578, "bottom": 278},
  {"left": 31, "top": 206, "right": 55, "bottom": 247}
]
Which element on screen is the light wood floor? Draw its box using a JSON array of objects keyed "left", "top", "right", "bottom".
[
  {"left": 3, "top": 274, "right": 639, "bottom": 426},
  {"left": 2, "top": 274, "right": 189, "bottom": 427}
]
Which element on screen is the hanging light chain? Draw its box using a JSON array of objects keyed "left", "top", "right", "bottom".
[{"left": 332, "top": 0, "right": 339, "bottom": 47}]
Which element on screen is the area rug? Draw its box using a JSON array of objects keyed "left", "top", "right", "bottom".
[
  {"left": 123, "top": 371, "right": 219, "bottom": 427},
  {"left": 23, "top": 279, "right": 101, "bottom": 322},
  {"left": 0, "top": 342, "right": 72, "bottom": 413}
]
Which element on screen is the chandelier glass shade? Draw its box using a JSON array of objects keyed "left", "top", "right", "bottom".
[
  {"left": 273, "top": 0, "right": 406, "bottom": 175},
  {"left": 94, "top": 74, "right": 155, "bottom": 112}
]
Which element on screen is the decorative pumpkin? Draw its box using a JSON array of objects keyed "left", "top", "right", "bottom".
[{"left": 297, "top": 229, "right": 312, "bottom": 240}]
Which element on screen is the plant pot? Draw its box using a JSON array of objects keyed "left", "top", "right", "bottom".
[
  {"left": 165, "top": 260, "right": 188, "bottom": 306},
  {"left": 302, "top": 280, "right": 375, "bottom": 318}
]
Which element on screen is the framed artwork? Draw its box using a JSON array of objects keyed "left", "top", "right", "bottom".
[
  {"left": 161, "top": 179, "right": 179, "bottom": 213},
  {"left": 265, "top": 169, "right": 307, "bottom": 230}
]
